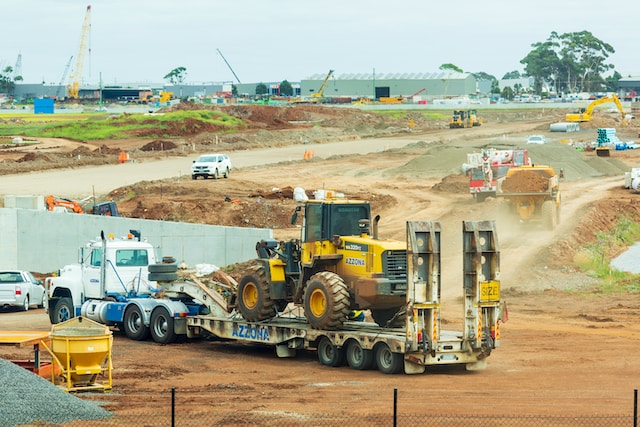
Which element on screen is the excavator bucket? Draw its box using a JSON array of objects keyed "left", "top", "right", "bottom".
[{"left": 596, "top": 147, "right": 610, "bottom": 157}]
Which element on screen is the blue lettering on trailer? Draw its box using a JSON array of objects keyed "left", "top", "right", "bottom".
[{"left": 232, "top": 324, "right": 270, "bottom": 341}]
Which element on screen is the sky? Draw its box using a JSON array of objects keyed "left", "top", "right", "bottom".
[{"left": 2, "top": 0, "right": 639, "bottom": 86}]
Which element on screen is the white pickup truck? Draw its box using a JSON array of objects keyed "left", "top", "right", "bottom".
[{"left": 191, "top": 153, "right": 232, "bottom": 180}]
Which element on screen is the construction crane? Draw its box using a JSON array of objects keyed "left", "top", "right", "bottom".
[
  {"left": 55, "top": 56, "right": 73, "bottom": 100},
  {"left": 216, "top": 48, "right": 241, "bottom": 84},
  {"left": 310, "top": 69, "right": 334, "bottom": 98},
  {"left": 67, "top": 5, "right": 91, "bottom": 99},
  {"left": 13, "top": 53, "right": 22, "bottom": 80}
]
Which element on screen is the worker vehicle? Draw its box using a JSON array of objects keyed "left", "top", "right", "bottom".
[
  {"left": 44, "top": 222, "right": 502, "bottom": 374},
  {"left": 565, "top": 94, "right": 626, "bottom": 122},
  {"left": 379, "top": 96, "right": 404, "bottom": 104},
  {"left": 449, "top": 109, "right": 482, "bottom": 128},
  {"left": 0, "top": 270, "right": 46, "bottom": 311},
  {"left": 191, "top": 153, "right": 232, "bottom": 180},
  {"left": 496, "top": 165, "right": 561, "bottom": 230},
  {"left": 45, "top": 195, "right": 119, "bottom": 216},
  {"left": 235, "top": 193, "right": 409, "bottom": 330},
  {"left": 290, "top": 69, "right": 334, "bottom": 104},
  {"left": 465, "top": 148, "right": 530, "bottom": 202}
]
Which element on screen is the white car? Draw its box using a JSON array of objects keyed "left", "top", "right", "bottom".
[
  {"left": 527, "top": 135, "right": 546, "bottom": 144},
  {"left": 191, "top": 153, "right": 232, "bottom": 180},
  {"left": 0, "top": 270, "right": 46, "bottom": 311}
]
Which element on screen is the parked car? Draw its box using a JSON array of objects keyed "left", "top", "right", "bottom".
[
  {"left": 0, "top": 270, "right": 46, "bottom": 311},
  {"left": 191, "top": 153, "right": 232, "bottom": 180},
  {"left": 527, "top": 135, "right": 547, "bottom": 145}
]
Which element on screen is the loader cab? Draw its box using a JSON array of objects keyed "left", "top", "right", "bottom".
[{"left": 300, "top": 200, "right": 371, "bottom": 243}]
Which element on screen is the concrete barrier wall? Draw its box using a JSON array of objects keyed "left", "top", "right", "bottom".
[{"left": 0, "top": 208, "right": 272, "bottom": 273}]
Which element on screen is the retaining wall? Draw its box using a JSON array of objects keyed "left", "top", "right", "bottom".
[{"left": 0, "top": 208, "right": 272, "bottom": 273}]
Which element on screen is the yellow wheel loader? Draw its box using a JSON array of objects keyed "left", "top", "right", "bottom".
[{"left": 236, "top": 194, "right": 408, "bottom": 330}]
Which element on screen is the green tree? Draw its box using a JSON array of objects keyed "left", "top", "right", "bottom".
[
  {"left": 604, "top": 71, "right": 622, "bottom": 92},
  {"left": 501, "top": 86, "right": 514, "bottom": 101},
  {"left": 0, "top": 66, "right": 20, "bottom": 94},
  {"left": 521, "top": 31, "right": 615, "bottom": 95},
  {"left": 502, "top": 70, "right": 522, "bottom": 79},
  {"left": 163, "top": 67, "right": 187, "bottom": 84},
  {"left": 279, "top": 80, "right": 293, "bottom": 96},
  {"left": 439, "top": 63, "right": 464, "bottom": 73},
  {"left": 231, "top": 84, "right": 238, "bottom": 97},
  {"left": 490, "top": 80, "right": 501, "bottom": 95},
  {"left": 255, "top": 83, "right": 267, "bottom": 96}
]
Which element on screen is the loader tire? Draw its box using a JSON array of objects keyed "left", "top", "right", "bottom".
[
  {"left": 304, "top": 272, "right": 350, "bottom": 330},
  {"left": 238, "top": 266, "right": 276, "bottom": 322},
  {"left": 542, "top": 200, "right": 557, "bottom": 230}
]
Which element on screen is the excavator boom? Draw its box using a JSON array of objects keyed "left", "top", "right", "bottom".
[{"left": 565, "top": 94, "right": 626, "bottom": 122}]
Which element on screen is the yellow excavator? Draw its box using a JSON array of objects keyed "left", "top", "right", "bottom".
[{"left": 565, "top": 94, "right": 626, "bottom": 122}]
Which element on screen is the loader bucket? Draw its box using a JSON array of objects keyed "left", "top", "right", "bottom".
[
  {"left": 595, "top": 147, "right": 610, "bottom": 157},
  {"left": 46, "top": 316, "right": 113, "bottom": 392}
]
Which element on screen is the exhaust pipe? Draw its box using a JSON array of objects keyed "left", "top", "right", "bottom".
[{"left": 373, "top": 215, "right": 380, "bottom": 240}]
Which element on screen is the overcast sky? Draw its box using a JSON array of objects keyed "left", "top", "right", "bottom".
[{"left": 3, "top": 0, "right": 638, "bottom": 86}]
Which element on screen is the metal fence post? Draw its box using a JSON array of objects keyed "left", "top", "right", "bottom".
[
  {"left": 393, "top": 388, "right": 397, "bottom": 427},
  {"left": 634, "top": 388, "right": 637, "bottom": 427},
  {"left": 172, "top": 387, "right": 176, "bottom": 427}
]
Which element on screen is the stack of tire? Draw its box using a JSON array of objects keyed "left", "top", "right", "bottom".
[{"left": 148, "top": 259, "right": 178, "bottom": 282}]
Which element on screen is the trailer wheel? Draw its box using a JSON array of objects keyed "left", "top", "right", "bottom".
[
  {"left": 542, "top": 200, "right": 557, "bottom": 230},
  {"left": 238, "top": 267, "right": 276, "bottom": 322},
  {"left": 124, "top": 305, "right": 149, "bottom": 341},
  {"left": 371, "top": 308, "right": 405, "bottom": 328},
  {"left": 345, "top": 340, "right": 374, "bottom": 370},
  {"left": 51, "top": 297, "right": 73, "bottom": 324},
  {"left": 149, "top": 263, "right": 178, "bottom": 273},
  {"left": 317, "top": 337, "right": 344, "bottom": 367},
  {"left": 150, "top": 307, "right": 176, "bottom": 344},
  {"left": 375, "top": 343, "right": 404, "bottom": 374},
  {"left": 304, "top": 272, "right": 350, "bottom": 330}
]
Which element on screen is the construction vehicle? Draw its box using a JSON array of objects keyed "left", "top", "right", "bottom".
[
  {"left": 379, "top": 96, "right": 404, "bottom": 104},
  {"left": 45, "top": 223, "right": 502, "bottom": 374},
  {"left": 45, "top": 195, "right": 119, "bottom": 216},
  {"left": 235, "top": 193, "right": 409, "bottom": 330},
  {"left": 565, "top": 94, "right": 626, "bottom": 122},
  {"left": 67, "top": 5, "right": 91, "bottom": 99},
  {"left": 449, "top": 109, "right": 482, "bottom": 128},
  {"left": 496, "top": 165, "right": 561, "bottom": 230},
  {"left": 291, "top": 70, "right": 335, "bottom": 104},
  {"left": 465, "top": 148, "right": 530, "bottom": 202}
]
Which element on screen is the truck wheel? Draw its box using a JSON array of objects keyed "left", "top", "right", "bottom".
[
  {"left": 345, "top": 340, "right": 374, "bottom": 370},
  {"left": 238, "top": 267, "right": 276, "bottom": 322},
  {"left": 124, "top": 305, "right": 149, "bottom": 341},
  {"left": 317, "top": 336, "right": 344, "bottom": 367},
  {"left": 213, "top": 169, "right": 220, "bottom": 179},
  {"left": 223, "top": 167, "right": 230, "bottom": 178},
  {"left": 150, "top": 307, "right": 176, "bottom": 344},
  {"left": 51, "top": 298, "right": 73, "bottom": 324},
  {"left": 191, "top": 175, "right": 197, "bottom": 180},
  {"left": 149, "top": 263, "right": 178, "bottom": 273},
  {"left": 371, "top": 308, "right": 405, "bottom": 328},
  {"left": 38, "top": 292, "right": 46, "bottom": 309},
  {"left": 375, "top": 343, "right": 404, "bottom": 374},
  {"left": 303, "top": 272, "right": 350, "bottom": 330},
  {"left": 542, "top": 200, "right": 557, "bottom": 230}
]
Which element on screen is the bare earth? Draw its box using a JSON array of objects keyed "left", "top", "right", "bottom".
[{"left": 1, "top": 105, "right": 640, "bottom": 425}]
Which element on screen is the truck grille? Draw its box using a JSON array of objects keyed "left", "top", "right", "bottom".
[{"left": 383, "top": 250, "right": 407, "bottom": 283}]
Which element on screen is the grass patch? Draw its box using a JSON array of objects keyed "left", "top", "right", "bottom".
[
  {"left": 0, "top": 110, "right": 246, "bottom": 141},
  {"left": 574, "top": 215, "right": 640, "bottom": 293}
]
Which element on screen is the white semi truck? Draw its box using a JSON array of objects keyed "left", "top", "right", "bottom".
[{"left": 45, "top": 222, "right": 503, "bottom": 374}]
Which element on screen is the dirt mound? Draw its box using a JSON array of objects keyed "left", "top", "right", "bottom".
[
  {"left": 432, "top": 173, "right": 469, "bottom": 193},
  {"left": 502, "top": 169, "right": 550, "bottom": 192},
  {"left": 140, "top": 140, "right": 178, "bottom": 151}
]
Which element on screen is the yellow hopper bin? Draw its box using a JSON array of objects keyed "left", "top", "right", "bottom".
[{"left": 43, "top": 316, "right": 113, "bottom": 392}]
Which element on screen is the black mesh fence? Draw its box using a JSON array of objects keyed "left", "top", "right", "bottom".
[{"left": 52, "top": 387, "right": 637, "bottom": 427}]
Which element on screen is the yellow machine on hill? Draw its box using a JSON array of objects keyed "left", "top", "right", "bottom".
[
  {"left": 565, "top": 94, "right": 626, "bottom": 122},
  {"left": 236, "top": 193, "right": 408, "bottom": 330},
  {"left": 449, "top": 109, "right": 482, "bottom": 128}
]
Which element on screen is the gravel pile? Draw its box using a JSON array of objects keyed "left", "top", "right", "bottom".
[{"left": 0, "top": 358, "right": 112, "bottom": 426}]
